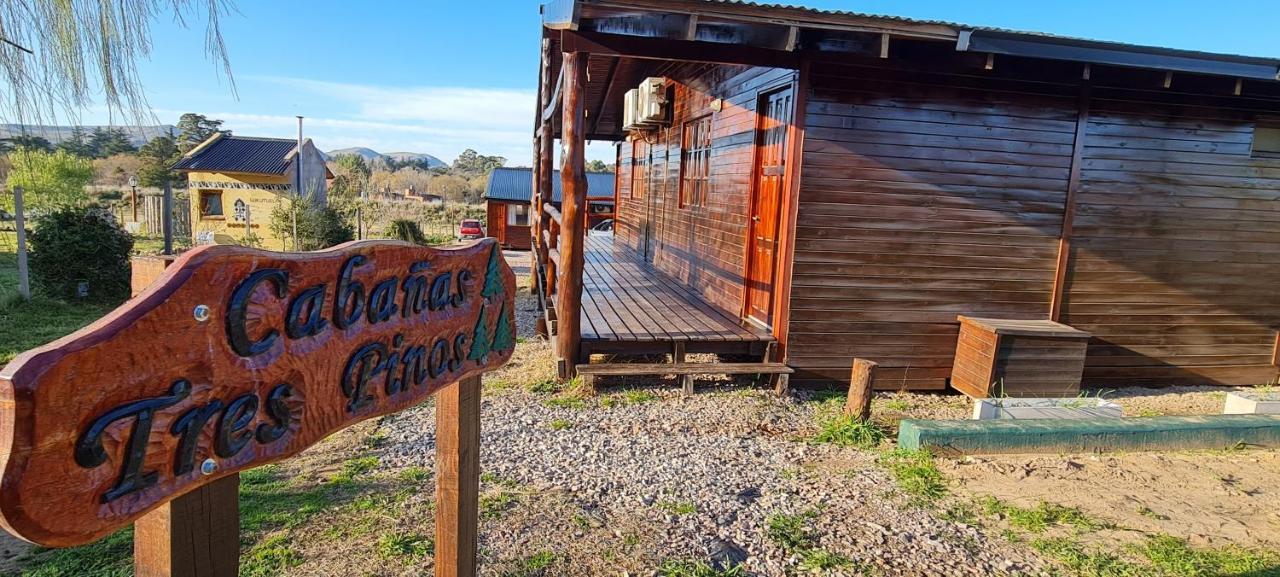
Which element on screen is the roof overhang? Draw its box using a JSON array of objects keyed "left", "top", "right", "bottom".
[{"left": 958, "top": 30, "right": 1280, "bottom": 81}]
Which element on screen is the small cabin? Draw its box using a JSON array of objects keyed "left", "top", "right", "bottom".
[
  {"left": 484, "top": 166, "right": 614, "bottom": 250},
  {"left": 530, "top": 0, "right": 1280, "bottom": 393},
  {"left": 174, "top": 134, "right": 332, "bottom": 250}
]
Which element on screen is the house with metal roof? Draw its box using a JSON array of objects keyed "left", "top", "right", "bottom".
[
  {"left": 174, "top": 133, "right": 332, "bottom": 250},
  {"left": 483, "top": 166, "right": 614, "bottom": 250}
]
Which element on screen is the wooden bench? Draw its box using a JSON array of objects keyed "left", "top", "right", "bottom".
[{"left": 575, "top": 362, "right": 795, "bottom": 396}]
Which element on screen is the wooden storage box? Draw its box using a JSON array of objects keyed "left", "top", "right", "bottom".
[{"left": 951, "top": 316, "right": 1091, "bottom": 398}]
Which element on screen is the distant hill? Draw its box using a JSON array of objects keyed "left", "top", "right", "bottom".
[
  {"left": 326, "top": 147, "right": 446, "bottom": 168},
  {"left": 0, "top": 123, "right": 176, "bottom": 147}
]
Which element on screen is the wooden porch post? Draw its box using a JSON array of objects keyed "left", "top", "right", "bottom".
[
  {"left": 435, "top": 375, "right": 481, "bottom": 577},
  {"left": 557, "top": 50, "right": 588, "bottom": 377}
]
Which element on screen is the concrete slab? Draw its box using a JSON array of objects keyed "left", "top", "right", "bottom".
[
  {"left": 898, "top": 414, "right": 1280, "bottom": 455},
  {"left": 972, "top": 397, "right": 1122, "bottom": 420},
  {"left": 1223, "top": 392, "right": 1280, "bottom": 415}
]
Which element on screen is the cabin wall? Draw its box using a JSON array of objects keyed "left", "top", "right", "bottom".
[
  {"left": 787, "top": 55, "right": 1280, "bottom": 390},
  {"left": 1062, "top": 79, "right": 1280, "bottom": 387},
  {"left": 616, "top": 63, "right": 796, "bottom": 315},
  {"left": 487, "top": 201, "right": 532, "bottom": 250},
  {"left": 787, "top": 59, "right": 1076, "bottom": 389}
]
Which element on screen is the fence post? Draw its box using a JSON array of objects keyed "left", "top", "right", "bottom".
[
  {"left": 14, "top": 185, "right": 29, "bottom": 300},
  {"left": 162, "top": 180, "right": 174, "bottom": 255}
]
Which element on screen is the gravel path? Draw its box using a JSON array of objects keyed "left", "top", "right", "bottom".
[{"left": 377, "top": 384, "right": 1046, "bottom": 576}]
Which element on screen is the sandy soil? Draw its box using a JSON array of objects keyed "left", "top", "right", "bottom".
[{"left": 940, "top": 450, "right": 1280, "bottom": 550}]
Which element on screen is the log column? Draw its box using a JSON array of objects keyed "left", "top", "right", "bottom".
[{"left": 556, "top": 51, "right": 589, "bottom": 377}]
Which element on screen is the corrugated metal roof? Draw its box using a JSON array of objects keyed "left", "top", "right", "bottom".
[
  {"left": 172, "top": 135, "right": 299, "bottom": 175},
  {"left": 484, "top": 166, "right": 616, "bottom": 203}
]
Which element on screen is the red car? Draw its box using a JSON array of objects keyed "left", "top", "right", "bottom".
[{"left": 458, "top": 219, "right": 485, "bottom": 241}]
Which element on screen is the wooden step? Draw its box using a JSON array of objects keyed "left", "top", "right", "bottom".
[{"left": 575, "top": 362, "right": 794, "bottom": 396}]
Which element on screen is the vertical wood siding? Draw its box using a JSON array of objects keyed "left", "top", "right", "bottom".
[
  {"left": 615, "top": 64, "right": 796, "bottom": 315},
  {"left": 788, "top": 61, "right": 1078, "bottom": 389}
]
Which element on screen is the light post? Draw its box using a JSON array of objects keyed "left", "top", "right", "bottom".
[{"left": 128, "top": 175, "right": 139, "bottom": 223}]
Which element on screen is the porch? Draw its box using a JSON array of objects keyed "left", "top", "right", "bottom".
[{"left": 538, "top": 230, "right": 774, "bottom": 370}]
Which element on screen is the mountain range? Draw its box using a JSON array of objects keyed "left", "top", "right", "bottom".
[
  {"left": 0, "top": 123, "right": 175, "bottom": 147},
  {"left": 325, "top": 147, "right": 447, "bottom": 168}
]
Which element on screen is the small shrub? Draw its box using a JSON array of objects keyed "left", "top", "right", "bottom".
[
  {"left": 29, "top": 205, "right": 134, "bottom": 303},
  {"left": 386, "top": 219, "right": 428, "bottom": 245},
  {"left": 878, "top": 449, "right": 946, "bottom": 504},
  {"left": 766, "top": 511, "right": 816, "bottom": 552},
  {"left": 270, "top": 198, "right": 355, "bottom": 251},
  {"left": 550, "top": 418, "right": 573, "bottom": 431}
]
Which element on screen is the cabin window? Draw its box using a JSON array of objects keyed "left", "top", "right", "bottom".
[
  {"left": 508, "top": 204, "right": 530, "bottom": 226},
  {"left": 199, "top": 190, "right": 224, "bottom": 219},
  {"left": 680, "top": 115, "right": 713, "bottom": 208},
  {"left": 631, "top": 140, "right": 646, "bottom": 199},
  {"left": 1252, "top": 124, "right": 1280, "bottom": 158}
]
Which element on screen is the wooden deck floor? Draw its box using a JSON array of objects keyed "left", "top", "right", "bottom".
[{"left": 578, "top": 233, "right": 772, "bottom": 357}]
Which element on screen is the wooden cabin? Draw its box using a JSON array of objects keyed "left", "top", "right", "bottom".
[
  {"left": 484, "top": 166, "right": 614, "bottom": 250},
  {"left": 531, "top": 0, "right": 1280, "bottom": 392}
]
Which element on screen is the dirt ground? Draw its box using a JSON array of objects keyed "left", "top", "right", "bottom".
[{"left": 941, "top": 451, "right": 1280, "bottom": 550}]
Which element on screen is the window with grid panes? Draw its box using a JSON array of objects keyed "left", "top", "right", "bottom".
[{"left": 680, "top": 115, "right": 712, "bottom": 208}]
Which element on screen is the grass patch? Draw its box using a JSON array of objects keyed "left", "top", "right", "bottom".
[
  {"left": 980, "top": 497, "right": 1106, "bottom": 533},
  {"left": 766, "top": 511, "right": 817, "bottom": 552},
  {"left": 880, "top": 398, "right": 912, "bottom": 412},
  {"left": 797, "top": 548, "right": 853, "bottom": 572},
  {"left": 375, "top": 532, "right": 433, "bottom": 563},
  {"left": 506, "top": 550, "right": 558, "bottom": 576},
  {"left": 526, "top": 378, "right": 559, "bottom": 394},
  {"left": 480, "top": 492, "right": 517, "bottom": 519},
  {"left": 811, "top": 414, "right": 887, "bottom": 449},
  {"left": 8, "top": 529, "right": 132, "bottom": 577},
  {"left": 240, "top": 464, "right": 340, "bottom": 534},
  {"left": 0, "top": 295, "right": 110, "bottom": 365},
  {"left": 877, "top": 449, "right": 946, "bottom": 505},
  {"left": 622, "top": 389, "right": 659, "bottom": 404},
  {"left": 1135, "top": 534, "right": 1280, "bottom": 577},
  {"left": 549, "top": 418, "right": 573, "bottom": 431},
  {"left": 242, "top": 534, "right": 303, "bottom": 577},
  {"left": 1032, "top": 537, "right": 1142, "bottom": 577},
  {"left": 658, "top": 500, "right": 696, "bottom": 516},
  {"left": 939, "top": 502, "right": 979, "bottom": 525},
  {"left": 656, "top": 559, "right": 746, "bottom": 577},
  {"left": 543, "top": 396, "right": 585, "bottom": 410},
  {"left": 398, "top": 466, "right": 430, "bottom": 484},
  {"left": 329, "top": 456, "right": 380, "bottom": 486}
]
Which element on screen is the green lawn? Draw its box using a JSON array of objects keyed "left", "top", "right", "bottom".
[{"left": 0, "top": 230, "right": 111, "bottom": 366}]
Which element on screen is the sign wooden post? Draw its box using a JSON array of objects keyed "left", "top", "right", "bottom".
[{"left": 0, "top": 239, "right": 515, "bottom": 577}]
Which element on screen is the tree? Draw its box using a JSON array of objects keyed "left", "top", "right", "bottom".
[
  {"left": 89, "top": 127, "right": 136, "bottom": 158},
  {"left": 5, "top": 149, "right": 93, "bottom": 212},
  {"left": 0, "top": 2, "right": 234, "bottom": 125},
  {"left": 92, "top": 154, "right": 144, "bottom": 187},
  {"left": 427, "top": 174, "right": 470, "bottom": 203},
  {"left": 328, "top": 154, "right": 371, "bottom": 199},
  {"left": 586, "top": 159, "right": 609, "bottom": 173},
  {"left": 176, "top": 113, "right": 225, "bottom": 152},
  {"left": 0, "top": 135, "right": 53, "bottom": 153},
  {"left": 137, "top": 136, "right": 180, "bottom": 187},
  {"left": 451, "top": 149, "right": 506, "bottom": 176},
  {"left": 268, "top": 197, "right": 355, "bottom": 251},
  {"left": 57, "top": 127, "right": 93, "bottom": 158}
]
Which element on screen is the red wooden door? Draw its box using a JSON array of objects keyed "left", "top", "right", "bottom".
[{"left": 745, "top": 87, "right": 794, "bottom": 327}]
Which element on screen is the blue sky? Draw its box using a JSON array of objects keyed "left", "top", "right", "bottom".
[{"left": 78, "top": 0, "right": 1280, "bottom": 164}]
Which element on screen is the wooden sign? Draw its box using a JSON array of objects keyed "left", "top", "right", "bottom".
[{"left": 0, "top": 239, "right": 516, "bottom": 547}]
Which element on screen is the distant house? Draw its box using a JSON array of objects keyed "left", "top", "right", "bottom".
[
  {"left": 483, "top": 166, "right": 614, "bottom": 250},
  {"left": 174, "top": 134, "right": 332, "bottom": 250}
]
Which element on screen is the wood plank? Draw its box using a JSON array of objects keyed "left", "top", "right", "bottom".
[
  {"left": 134, "top": 474, "right": 239, "bottom": 577},
  {"left": 435, "top": 376, "right": 480, "bottom": 577},
  {"left": 576, "top": 362, "right": 793, "bottom": 376}
]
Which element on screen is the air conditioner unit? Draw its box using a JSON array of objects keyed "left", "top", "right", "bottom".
[
  {"left": 622, "top": 88, "right": 640, "bottom": 131},
  {"left": 636, "top": 77, "right": 668, "bottom": 126}
]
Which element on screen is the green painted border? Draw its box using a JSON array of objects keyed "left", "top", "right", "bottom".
[{"left": 898, "top": 415, "right": 1280, "bottom": 455}]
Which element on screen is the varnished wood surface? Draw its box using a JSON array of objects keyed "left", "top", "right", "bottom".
[
  {"left": 0, "top": 239, "right": 515, "bottom": 547},
  {"left": 581, "top": 234, "right": 770, "bottom": 355},
  {"left": 434, "top": 375, "right": 480, "bottom": 577}
]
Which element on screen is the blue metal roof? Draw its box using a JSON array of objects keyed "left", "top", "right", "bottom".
[
  {"left": 173, "top": 135, "right": 299, "bottom": 175},
  {"left": 484, "top": 166, "right": 615, "bottom": 203}
]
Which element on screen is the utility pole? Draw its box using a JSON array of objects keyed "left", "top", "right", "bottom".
[
  {"left": 14, "top": 185, "right": 29, "bottom": 300},
  {"left": 293, "top": 116, "right": 303, "bottom": 251}
]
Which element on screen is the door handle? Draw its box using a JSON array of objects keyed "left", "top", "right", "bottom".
[{"left": 752, "top": 216, "right": 760, "bottom": 222}]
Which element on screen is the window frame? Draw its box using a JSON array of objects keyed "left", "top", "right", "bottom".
[
  {"left": 679, "top": 114, "right": 713, "bottom": 209},
  {"left": 630, "top": 139, "right": 646, "bottom": 199},
  {"left": 198, "top": 189, "right": 224, "bottom": 220},
  {"left": 507, "top": 203, "right": 530, "bottom": 226},
  {"left": 1252, "top": 121, "right": 1280, "bottom": 159}
]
